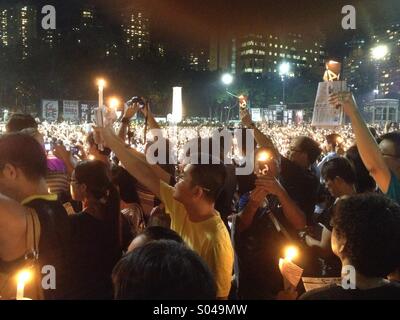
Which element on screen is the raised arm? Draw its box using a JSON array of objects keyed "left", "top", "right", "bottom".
[
  {"left": 53, "top": 144, "right": 77, "bottom": 176},
  {"left": 97, "top": 126, "right": 162, "bottom": 199},
  {"left": 124, "top": 143, "right": 172, "bottom": 184},
  {"left": 118, "top": 103, "right": 140, "bottom": 142},
  {"left": 329, "top": 93, "right": 391, "bottom": 193},
  {"left": 140, "top": 102, "right": 161, "bottom": 130},
  {"left": 240, "top": 108, "right": 278, "bottom": 153}
]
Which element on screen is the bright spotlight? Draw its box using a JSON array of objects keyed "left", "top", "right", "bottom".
[
  {"left": 279, "top": 62, "right": 290, "bottom": 76},
  {"left": 221, "top": 73, "right": 234, "bottom": 86},
  {"left": 371, "top": 45, "right": 389, "bottom": 61}
]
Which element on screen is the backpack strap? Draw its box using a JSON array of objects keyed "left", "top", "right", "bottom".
[
  {"left": 25, "top": 208, "right": 45, "bottom": 300},
  {"left": 25, "top": 208, "right": 41, "bottom": 261}
]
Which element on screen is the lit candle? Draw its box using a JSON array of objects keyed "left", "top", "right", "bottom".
[
  {"left": 16, "top": 270, "right": 32, "bottom": 300},
  {"left": 108, "top": 97, "right": 120, "bottom": 110},
  {"left": 97, "top": 79, "right": 106, "bottom": 108},
  {"left": 279, "top": 246, "right": 300, "bottom": 291}
]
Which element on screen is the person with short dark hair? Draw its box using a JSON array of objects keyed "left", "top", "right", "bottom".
[
  {"left": 321, "top": 157, "right": 357, "bottom": 195},
  {"left": 127, "top": 226, "right": 184, "bottom": 252},
  {"left": 5, "top": 113, "right": 38, "bottom": 133},
  {"left": 316, "top": 134, "right": 343, "bottom": 182},
  {"left": 0, "top": 133, "right": 74, "bottom": 299},
  {"left": 6, "top": 115, "right": 70, "bottom": 201},
  {"left": 240, "top": 108, "right": 322, "bottom": 226},
  {"left": 112, "top": 240, "right": 217, "bottom": 300},
  {"left": 305, "top": 157, "right": 358, "bottom": 276},
  {"left": 96, "top": 126, "right": 234, "bottom": 299},
  {"left": 301, "top": 194, "right": 400, "bottom": 300},
  {"left": 345, "top": 146, "right": 376, "bottom": 193},
  {"left": 378, "top": 132, "right": 400, "bottom": 181},
  {"left": 233, "top": 147, "right": 311, "bottom": 299}
]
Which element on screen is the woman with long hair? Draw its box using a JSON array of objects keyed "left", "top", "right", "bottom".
[{"left": 69, "top": 160, "right": 123, "bottom": 299}]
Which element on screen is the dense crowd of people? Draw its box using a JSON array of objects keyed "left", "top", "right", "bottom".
[{"left": 0, "top": 91, "right": 399, "bottom": 300}]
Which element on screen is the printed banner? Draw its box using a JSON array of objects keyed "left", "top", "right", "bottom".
[
  {"left": 63, "top": 100, "right": 79, "bottom": 121},
  {"left": 251, "top": 108, "right": 262, "bottom": 122},
  {"left": 80, "top": 101, "right": 97, "bottom": 123},
  {"left": 42, "top": 100, "right": 59, "bottom": 122}
]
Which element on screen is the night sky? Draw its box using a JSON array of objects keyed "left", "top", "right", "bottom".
[
  {"left": 97, "top": 0, "right": 400, "bottom": 56},
  {"left": 8, "top": 0, "right": 400, "bottom": 56}
]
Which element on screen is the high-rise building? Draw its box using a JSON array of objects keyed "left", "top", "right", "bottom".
[
  {"left": 73, "top": 4, "right": 97, "bottom": 45},
  {"left": 342, "top": 37, "right": 373, "bottom": 93},
  {"left": 209, "top": 34, "right": 236, "bottom": 73},
  {"left": 0, "top": 3, "right": 37, "bottom": 59},
  {"left": 371, "top": 24, "right": 400, "bottom": 96},
  {"left": 343, "top": 24, "right": 400, "bottom": 97},
  {"left": 210, "top": 32, "right": 325, "bottom": 77},
  {"left": 186, "top": 47, "right": 209, "bottom": 71},
  {"left": 121, "top": 9, "right": 150, "bottom": 60},
  {"left": 238, "top": 33, "right": 267, "bottom": 74},
  {"left": 81, "top": 5, "right": 95, "bottom": 29},
  {"left": 0, "top": 8, "right": 8, "bottom": 47},
  {"left": 237, "top": 32, "right": 325, "bottom": 77}
]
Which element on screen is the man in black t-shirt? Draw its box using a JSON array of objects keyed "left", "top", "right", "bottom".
[
  {"left": 233, "top": 147, "right": 313, "bottom": 299},
  {"left": 301, "top": 194, "right": 400, "bottom": 300},
  {"left": 238, "top": 113, "right": 322, "bottom": 224},
  {"left": 0, "top": 133, "right": 74, "bottom": 299}
]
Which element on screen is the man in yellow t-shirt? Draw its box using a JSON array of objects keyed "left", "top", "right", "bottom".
[
  {"left": 160, "top": 180, "right": 234, "bottom": 298},
  {"left": 98, "top": 126, "right": 234, "bottom": 299}
]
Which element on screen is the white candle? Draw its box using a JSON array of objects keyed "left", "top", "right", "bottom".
[
  {"left": 16, "top": 282, "right": 25, "bottom": 300},
  {"left": 16, "top": 270, "right": 31, "bottom": 300},
  {"left": 97, "top": 79, "right": 106, "bottom": 108}
]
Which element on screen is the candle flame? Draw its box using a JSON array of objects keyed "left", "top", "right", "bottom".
[
  {"left": 284, "top": 246, "right": 299, "bottom": 262},
  {"left": 257, "top": 151, "right": 272, "bottom": 162},
  {"left": 108, "top": 97, "right": 120, "bottom": 109},
  {"left": 17, "top": 270, "right": 32, "bottom": 285},
  {"left": 97, "top": 79, "right": 106, "bottom": 88}
]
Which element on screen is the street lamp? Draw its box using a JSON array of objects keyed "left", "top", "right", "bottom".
[
  {"left": 220, "top": 73, "right": 234, "bottom": 122},
  {"left": 371, "top": 45, "right": 389, "bottom": 98},
  {"left": 279, "top": 62, "right": 290, "bottom": 106},
  {"left": 221, "top": 73, "right": 234, "bottom": 86},
  {"left": 371, "top": 45, "right": 389, "bottom": 61}
]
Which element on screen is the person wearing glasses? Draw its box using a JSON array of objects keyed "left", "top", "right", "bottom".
[
  {"left": 240, "top": 108, "right": 322, "bottom": 228},
  {"left": 94, "top": 126, "right": 234, "bottom": 300},
  {"left": 329, "top": 93, "right": 400, "bottom": 204}
]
